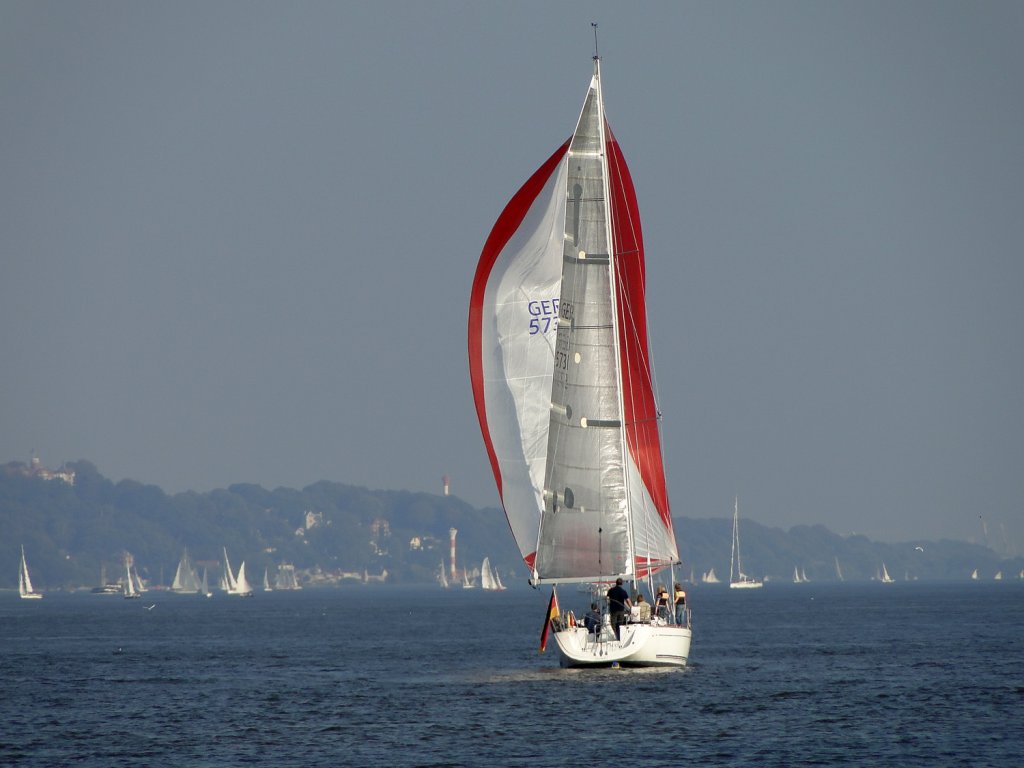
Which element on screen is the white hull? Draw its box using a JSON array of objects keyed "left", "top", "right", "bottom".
[
  {"left": 729, "top": 580, "right": 763, "bottom": 589},
  {"left": 553, "top": 623, "right": 692, "bottom": 668}
]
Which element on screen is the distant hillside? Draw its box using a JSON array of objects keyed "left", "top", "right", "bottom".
[
  {"left": 676, "top": 518, "right": 1019, "bottom": 584},
  {"left": 2, "top": 459, "right": 1021, "bottom": 590},
  {"left": 1, "top": 460, "right": 520, "bottom": 590}
]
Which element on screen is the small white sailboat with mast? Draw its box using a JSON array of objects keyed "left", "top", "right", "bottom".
[
  {"left": 437, "top": 560, "right": 449, "bottom": 589},
  {"left": 170, "top": 549, "right": 201, "bottom": 594},
  {"left": 221, "top": 547, "right": 253, "bottom": 597},
  {"left": 729, "top": 497, "right": 762, "bottom": 589},
  {"left": 123, "top": 552, "right": 142, "bottom": 599},
  {"left": 19, "top": 545, "right": 43, "bottom": 599},
  {"left": 470, "top": 40, "right": 691, "bottom": 667}
]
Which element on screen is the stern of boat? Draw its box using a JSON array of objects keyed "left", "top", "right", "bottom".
[{"left": 553, "top": 623, "right": 691, "bottom": 668}]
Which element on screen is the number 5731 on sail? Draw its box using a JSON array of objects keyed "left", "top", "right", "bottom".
[{"left": 529, "top": 316, "right": 557, "bottom": 335}]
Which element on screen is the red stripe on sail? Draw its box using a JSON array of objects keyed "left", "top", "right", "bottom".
[
  {"left": 605, "top": 121, "right": 673, "bottom": 534},
  {"left": 468, "top": 140, "right": 569, "bottom": 567}
]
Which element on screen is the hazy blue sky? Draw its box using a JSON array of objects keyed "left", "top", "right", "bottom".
[{"left": 3, "top": 1, "right": 1022, "bottom": 548}]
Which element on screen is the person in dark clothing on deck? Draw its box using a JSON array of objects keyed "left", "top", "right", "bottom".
[
  {"left": 674, "top": 583, "right": 688, "bottom": 626},
  {"left": 606, "top": 578, "right": 632, "bottom": 640},
  {"left": 584, "top": 602, "right": 602, "bottom": 634}
]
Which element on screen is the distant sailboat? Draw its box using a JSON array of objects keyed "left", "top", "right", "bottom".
[
  {"left": 233, "top": 561, "right": 254, "bottom": 597},
  {"left": 729, "top": 498, "right": 763, "bottom": 589},
  {"left": 275, "top": 563, "right": 301, "bottom": 590},
  {"left": 221, "top": 548, "right": 237, "bottom": 593},
  {"left": 835, "top": 556, "right": 844, "bottom": 582},
  {"left": 123, "top": 553, "right": 142, "bottom": 599},
  {"left": 880, "top": 563, "right": 894, "bottom": 584},
  {"left": 263, "top": 568, "right": 273, "bottom": 592},
  {"left": 994, "top": 571, "right": 1003, "bottom": 581},
  {"left": 480, "top": 557, "right": 505, "bottom": 591},
  {"left": 480, "top": 558, "right": 496, "bottom": 590},
  {"left": 793, "top": 566, "right": 809, "bottom": 584},
  {"left": 171, "top": 549, "right": 201, "bottom": 594},
  {"left": 18, "top": 545, "right": 43, "bottom": 600},
  {"left": 221, "top": 547, "right": 253, "bottom": 596},
  {"left": 702, "top": 568, "right": 720, "bottom": 584},
  {"left": 200, "top": 567, "right": 213, "bottom": 598},
  {"left": 970, "top": 568, "right": 979, "bottom": 581},
  {"left": 437, "top": 560, "right": 449, "bottom": 589}
]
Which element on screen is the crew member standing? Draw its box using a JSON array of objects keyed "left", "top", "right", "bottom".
[
  {"left": 607, "top": 578, "right": 632, "bottom": 640},
  {"left": 674, "top": 582, "right": 687, "bottom": 626}
]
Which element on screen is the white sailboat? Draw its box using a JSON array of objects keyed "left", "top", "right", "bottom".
[
  {"left": 479, "top": 557, "right": 506, "bottom": 591},
  {"left": 18, "top": 545, "right": 43, "bottom": 599},
  {"left": 437, "top": 560, "right": 449, "bottom": 589},
  {"left": 970, "top": 568, "right": 979, "bottom": 580},
  {"left": 835, "top": 556, "right": 844, "bottom": 582},
  {"left": 793, "top": 566, "right": 809, "bottom": 584},
  {"left": 275, "top": 563, "right": 301, "bottom": 590},
  {"left": 221, "top": 547, "right": 252, "bottom": 596},
  {"left": 702, "top": 568, "right": 720, "bottom": 584},
  {"left": 170, "top": 549, "right": 201, "bottom": 594},
  {"left": 221, "top": 547, "right": 237, "bottom": 593},
  {"left": 469, "top": 52, "right": 691, "bottom": 667},
  {"left": 200, "top": 567, "right": 213, "bottom": 598},
  {"left": 233, "top": 561, "right": 254, "bottom": 597},
  {"left": 263, "top": 568, "right": 273, "bottom": 592},
  {"left": 880, "top": 563, "right": 894, "bottom": 583},
  {"left": 480, "top": 557, "right": 496, "bottom": 590},
  {"left": 729, "top": 498, "right": 763, "bottom": 589},
  {"left": 123, "top": 553, "right": 142, "bottom": 599}
]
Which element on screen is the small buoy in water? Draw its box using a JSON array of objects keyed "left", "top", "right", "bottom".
[{"left": 611, "top": 661, "right": 620, "bottom": 669}]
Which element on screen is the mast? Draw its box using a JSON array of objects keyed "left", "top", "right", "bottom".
[
  {"left": 594, "top": 57, "right": 637, "bottom": 581},
  {"left": 730, "top": 497, "right": 739, "bottom": 581}
]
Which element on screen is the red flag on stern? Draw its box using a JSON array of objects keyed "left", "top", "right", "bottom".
[{"left": 539, "top": 587, "right": 559, "bottom": 653}]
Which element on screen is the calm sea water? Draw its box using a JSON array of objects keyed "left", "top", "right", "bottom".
[{"left": 0, "top": 582, "right": 1020, "bottom": 767}]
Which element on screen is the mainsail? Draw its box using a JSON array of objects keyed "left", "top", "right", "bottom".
[
  {"left": 171, "top": 549, "right": 200, "bottom": 593},
  {"left": 19, "top": 545, "right": 42, "bottom": 599},
  {"left": 470, "top": 59, "right": 677, "bottom": 585}
]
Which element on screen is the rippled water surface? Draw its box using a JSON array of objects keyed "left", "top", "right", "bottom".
[{"left": 1, "top": 583, "right": 1020, "bottom": 766}]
